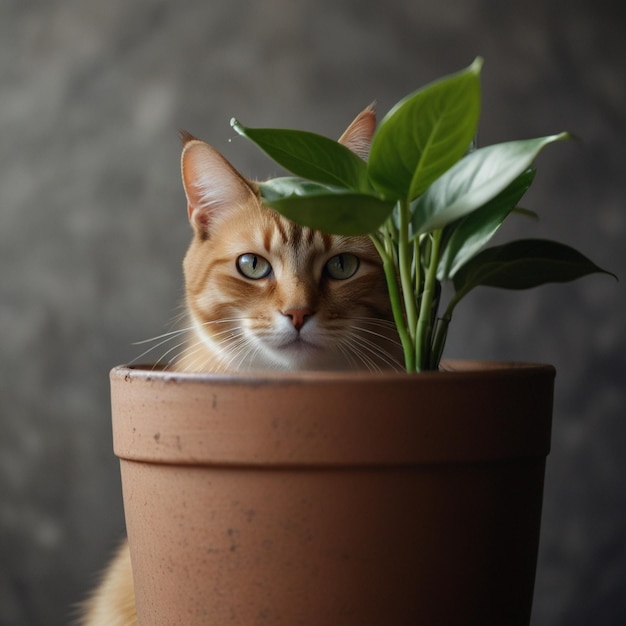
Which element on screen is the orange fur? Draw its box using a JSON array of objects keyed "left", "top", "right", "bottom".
[
  {"left": 80, "top": 104, "right": 401, "bottom": 625},
  {"left": 177, "top": 194, "right": 400, "bottom": 372},
  {"left": 79, "top": 543, "right": 136, "bottom": 625}
]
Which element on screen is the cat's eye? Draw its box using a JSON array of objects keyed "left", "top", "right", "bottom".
[
  {"left": 325, "top": 253, "right": 360, "bottom": 280},
  {"left": 236, "top": 254, "right": 272, "bottom": 279}
]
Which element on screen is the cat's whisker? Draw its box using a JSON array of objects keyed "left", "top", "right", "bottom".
[
  {"left": 161, "top": 322, "right": 251, "bottom": 371},
  {"left": 130, "top": 313, "right": 229, "bottom": 348},
  {"left": 333, "top": 339, "right": 363, "bottom": 371},
  {"left": 210, "top": 328, "right": 246, "bottom": 342},
  {"left": 128, "top": 315, "right": 224, "bottom": 365},
  {"left": 335, "top": 336, "right": 382, "bottom": 373},
  {"left": 360, "top": 338, "right": 403, "bottom": 371},
  {"left": 198, "top": 317, "right": 248, "bottom": 328},
  {"left": 183, "top": 339, "right": 236, "bottom": 372},
  {"left": 352, "top": 329, "right": 397, "bottom": 348},
  {"left": 336, "top": 328, "right": 405, "bottom": 373},
  {"left": 349, "top": 318, "right": 403, "bottom": 345},
  {"left": 154, "top": 336, "right": 197, "bottom": 369},
  {"left": 354, "top": 332, "right": 403, "bottom": 360},
  {"left": 351, "top": 316, "right": 398, "bottom": 329},
  {"left": 351, "top": 334, "right": 404, "bottom": 372},
  {"left": 223, "top": 336, "right": 258, "bottom": 371},
  {"left": 176, "top": 325, "right": 251, "bottom": 372},
  {"left": 132, "top": 327, "right": 189, "bottom": 346},
  {"left": 159, "top": 332, "right": 206, "bottom": 369},
  {"left": 129, "top": 330, "right": 189, "bottom": 366},
  {"left": 175, "top": 341, "right": 215, "bottom": 372}
]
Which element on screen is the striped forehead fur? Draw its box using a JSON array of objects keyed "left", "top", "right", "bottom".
[{"left": 263, "top": 209, "right": 333, "bottom": 253}]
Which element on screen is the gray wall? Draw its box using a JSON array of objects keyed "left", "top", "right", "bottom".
[{"left": 1, "top": 0, "right": 624, "bottom": 624}]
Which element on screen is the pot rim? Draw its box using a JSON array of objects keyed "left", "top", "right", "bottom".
[
  {"left": 110, "top": 359, "right": 555, "bottom": 467},
  {"left": 112, "top": 358, "right": 555, "bottom": 385}
]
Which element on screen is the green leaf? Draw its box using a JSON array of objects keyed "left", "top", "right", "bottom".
[
  {"left": 231, "top": 119, "right": 369, "bottom": 191},
  {"left": 259, "top": 178, "right": 394, "bottom": 236},
  {"left": 452, "top": 239, "right": 617, "bottom": 298},
  {"left": 412, "top": 133, "right": 570, "bottom": 235},
  {"left": 437, "top": 168, "right": 536, "bottom": 280},
  {"left": 511, "top": 207, "right": 540, "bottom": 220},
  {"left": 258, "top": 176, "right": 331, "bottom": 202},
  {"left": 368, "top": 57, "right": 482, "bottom": 201}
]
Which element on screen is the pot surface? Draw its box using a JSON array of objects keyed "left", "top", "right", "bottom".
[{"left": 111, "top": 361, "right": 554, "bottom": 626}]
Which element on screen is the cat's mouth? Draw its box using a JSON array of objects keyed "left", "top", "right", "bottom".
[
  {"left": 279, "top": 335, "right": 321, "bottom": 351},
  {"left": 269, "top": 334, "right": 334, "bottom": 369},
  {"left": 270, "top": 329, "right": 328, "bottom": 356}
]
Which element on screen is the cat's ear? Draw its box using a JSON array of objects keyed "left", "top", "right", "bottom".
[
  {"left": 338, "top": 103, "right": 376, "bottom": 160},
  {"left": 180, "top": 131, "right": 256, "bottom": 233}
]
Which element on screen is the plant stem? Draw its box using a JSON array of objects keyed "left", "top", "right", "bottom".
[
  {"left": 370, "top": 231, "right": 415, "bottom": 371},
  {"left": 398, "top": 199, "right": 418, "bottom": 341},
  {"left": 413, "top": 237, "right": 421, "bottom": 303},
  {"left": 415, "top": 230, "right": 443, "bottom": 370},
  {"left": 429, "top": 314, "right": 451, "bottom": 370}
]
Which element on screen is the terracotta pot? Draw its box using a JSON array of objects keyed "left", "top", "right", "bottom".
[{"left": 111, "top": 360, "right": 554, "bottom": 626}]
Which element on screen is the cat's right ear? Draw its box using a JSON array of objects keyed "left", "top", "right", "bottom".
[
  {"left": 180, "top": 131, "right": 256, "bottom": 234},
  {"left": 338, "top": 103, "right": 376, "bottom": 161}
]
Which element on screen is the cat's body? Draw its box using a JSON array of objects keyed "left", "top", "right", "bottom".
[{"left": 80, "top": 106, "right": 401, "bottom": 625}]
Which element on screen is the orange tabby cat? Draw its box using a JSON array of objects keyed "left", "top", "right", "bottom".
[{"left": 79, "top": 105, "right": 401, "bottom": 625}]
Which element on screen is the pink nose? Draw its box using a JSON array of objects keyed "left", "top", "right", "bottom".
[{"left": 283, "top": 308, "right": 313, "bottom": 331}]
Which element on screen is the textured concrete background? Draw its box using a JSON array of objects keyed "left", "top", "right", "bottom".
[{"left": 0, "top": 0, "right": 624, "bottom": 624}]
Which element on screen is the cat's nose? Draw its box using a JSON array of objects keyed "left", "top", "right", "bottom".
[{"left": 283, "top": 308, "right": 313, "bottom": 331}]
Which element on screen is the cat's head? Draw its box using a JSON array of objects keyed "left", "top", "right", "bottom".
[{"left": 177, "top": 106, "right": 402, "bottom": 372}]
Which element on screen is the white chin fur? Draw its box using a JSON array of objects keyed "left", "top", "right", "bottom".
[
  {"left": 245, "top": 339, "right": 335, "bottom": 371},
  {"left": 192, "top": 315, "right": 339, "bottom": 372}
]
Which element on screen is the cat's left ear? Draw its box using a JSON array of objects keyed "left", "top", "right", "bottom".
[
  {"left": 180, "top": 131, "right": 257, "bottom": 234},
  {"left": 338, "top": 103, "right": 376, "bottom": 160}
]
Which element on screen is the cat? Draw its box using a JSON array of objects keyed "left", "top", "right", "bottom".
[{"left": 79, "top": 104, "right": 402, "bottom": 625}]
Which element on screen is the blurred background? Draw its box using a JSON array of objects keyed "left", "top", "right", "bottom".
[{"left": 1, "top": 0, "right": 624, "bottom": 624}]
